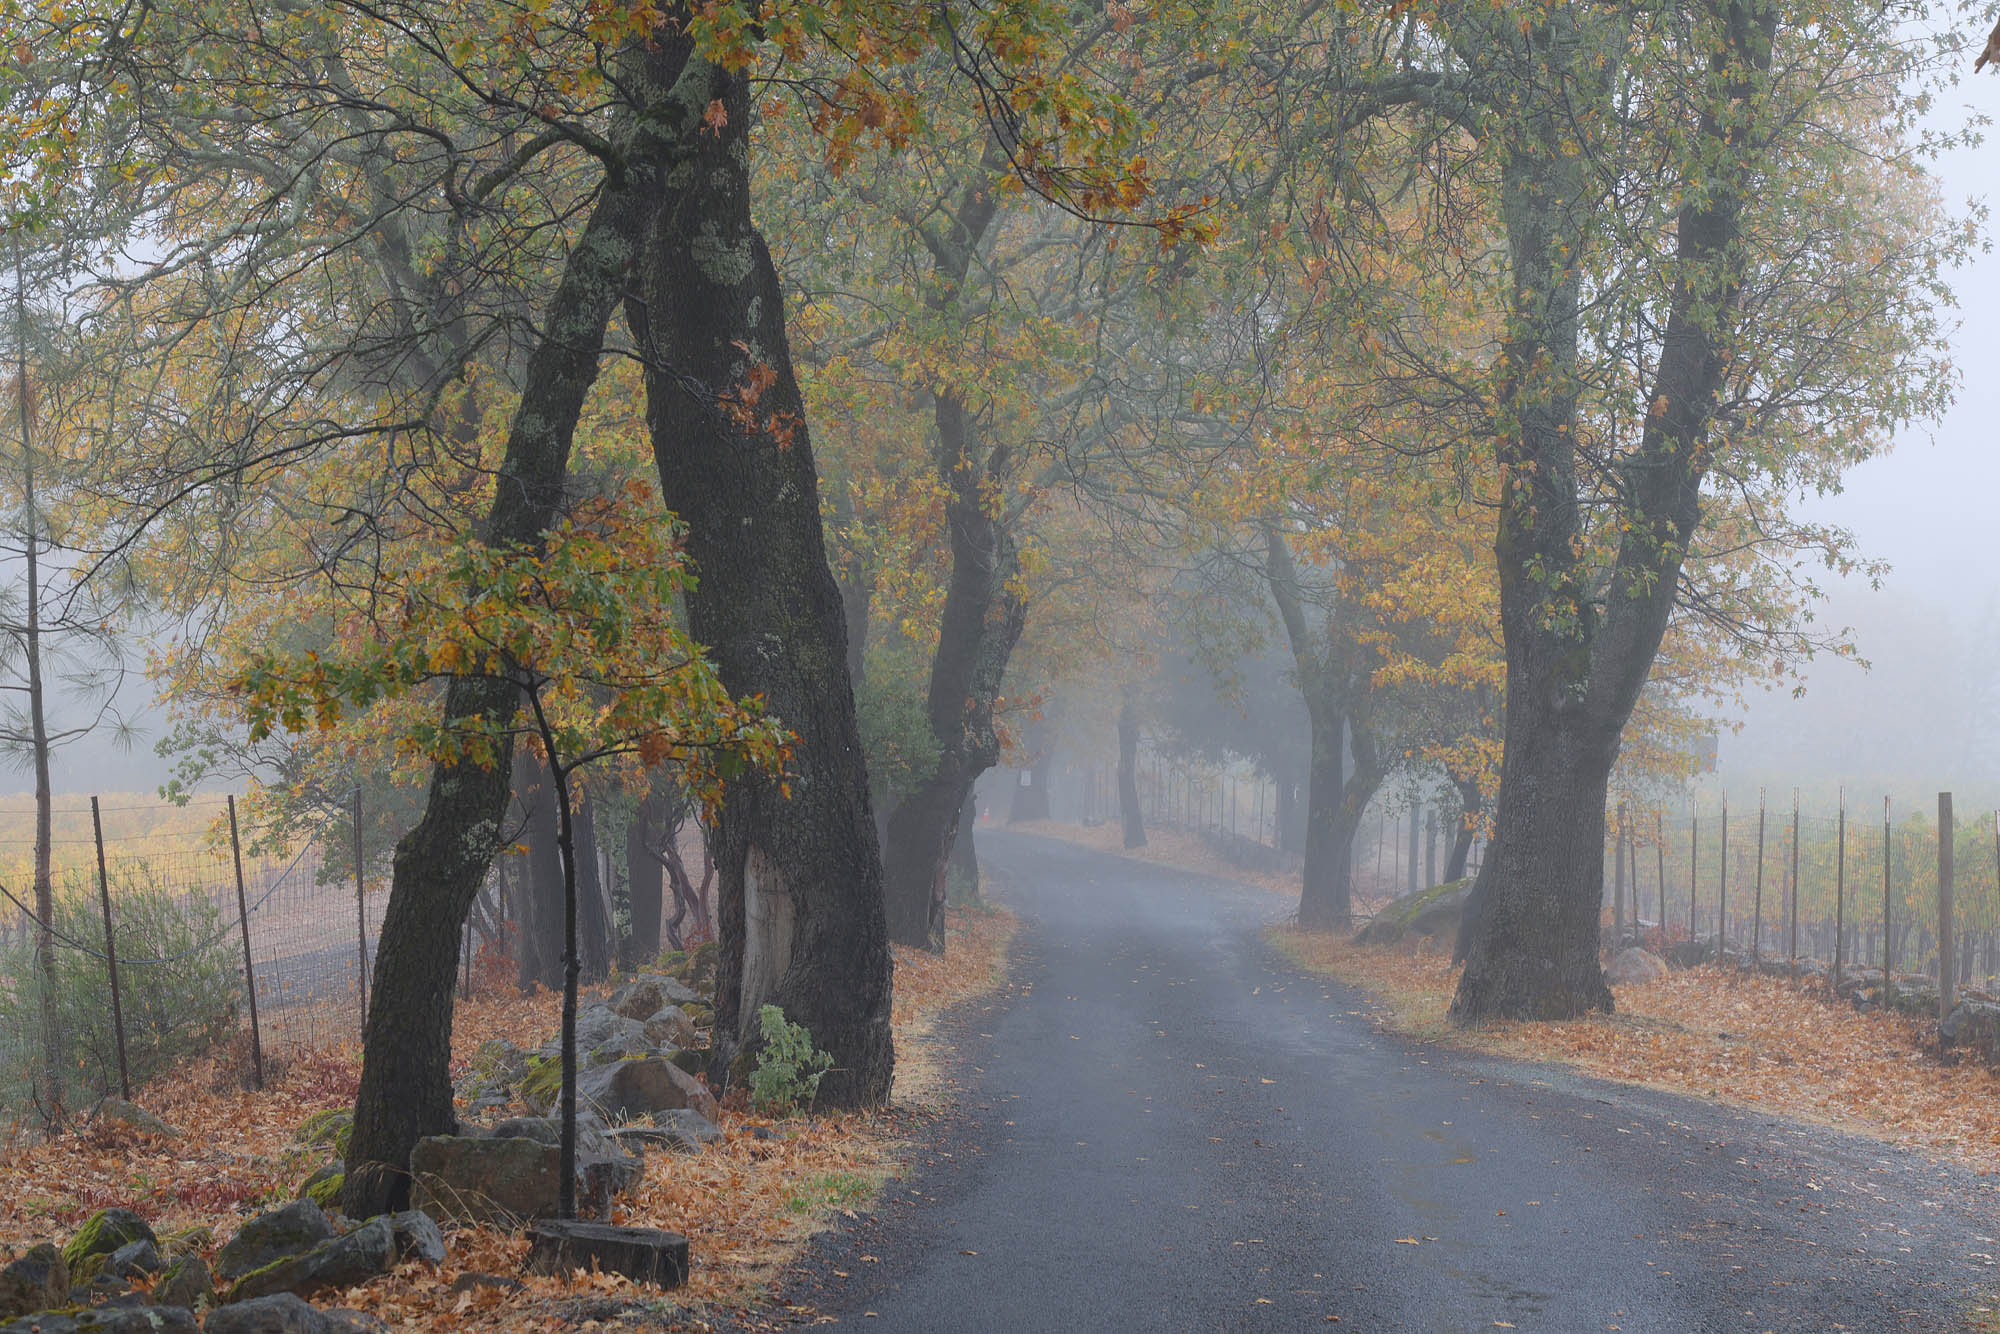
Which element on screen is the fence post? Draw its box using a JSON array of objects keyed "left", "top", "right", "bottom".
[
  {"left": 1689, "top": 807, "right": 1698, "bottom": 956},
  {"left": 1884, "top": 798, "right": 1895, "bottom": 1005},
  {"left": 1788, "top": 791, "right": 1800, "bottom": 983},
  {"left": 1940, "top": 791, "right": 1955, "bottom": 1021},
  {"left": 1834, "top": 790, "right": 1846, "bottom": 992},
  {"left": 1655, "top": 811, "right": 1666, "bottom": 948},
  {"left": 1717, "top": 795, "right": 1728, "bottom": 956},
  {"left": 90, "top": 796, "right": 131, "bottom": 1100},
  {"left": 353, "top": 789, "right": 370, "bottom": 1032},
  {"left": 1752, "top": 790, "right": 1766, "bottom": 970},
  {"left": 227, "top": 794, "right": 265, "bottom": 1091},
  {"left": 1612, "top": 802, "right": 1627, "bottom": 947}
]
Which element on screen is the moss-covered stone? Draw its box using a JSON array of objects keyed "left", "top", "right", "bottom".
[
  {"left": 293, "top": 1109, "right": 353, "bottom": 1159},
  {"left": 669, "top": 1048, "right": 708, "bottom": 1077},
  {"left": 297, "top": 1162, "right": 345, "bottom": 1211},
  {"left": 154, "top": 1253, "right": 213, "bottom": 1311},
  {"left": 60, "top": 1207, "right": 156, "bottom": 1271},
  {"left": 1353, "top": 879, "right": 1472, "bottom": 947},
  {"left": 519, "top": 1057, "right": 561, "bottom": 1113}
]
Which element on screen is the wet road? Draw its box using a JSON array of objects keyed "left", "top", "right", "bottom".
[{"left": 785, "top": 831, "right": 2000, "bottom": 1332}]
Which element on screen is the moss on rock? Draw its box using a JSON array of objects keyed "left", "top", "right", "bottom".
[{"left": 60, "top": 1208, "right": 156, "bottom": 1272}]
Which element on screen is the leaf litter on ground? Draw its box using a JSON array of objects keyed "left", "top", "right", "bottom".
[{"left": 0, "top": 903, "right": 1018, "bottom": 1330}]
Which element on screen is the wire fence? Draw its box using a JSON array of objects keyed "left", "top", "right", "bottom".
[
  {"left": 1606, "top": 795, "right": 2000, "bottom": 997},
  {"left": 0, "top": 794, "right": 391, "bottom": 1121}
]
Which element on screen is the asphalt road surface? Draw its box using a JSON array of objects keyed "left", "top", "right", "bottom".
[{"left": 783, "top": 830, "right": 2000, "bottom": 1333}]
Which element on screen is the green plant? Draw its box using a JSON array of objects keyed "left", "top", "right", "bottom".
[
  {"left": 784, "top": 1170, "right": 872, "bottom": 1214},
  {"left": 0, "top": 870, "right": 241, "bottom": 1112},
  {"left": 749, "top": 1005, "right": 833, "bottom": 1115}
]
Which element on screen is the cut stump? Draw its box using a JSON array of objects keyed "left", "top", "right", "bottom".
[{"left": 524, "top": 1221, "right": 689, "bottom": 1288}]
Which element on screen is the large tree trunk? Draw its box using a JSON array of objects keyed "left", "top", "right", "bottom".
[
  {"left": 1117, "top": 695, "right": 1146, "bottom": 849},
  {"left": 573, "top": 794, "right": 612, "bottom": 984},
  {"left": 341, "top": 104, "right": 654, "bottom": 1218},
  {"left": 1443, "top": 777, "right": 1481, "bottom": 883},
  {"left": 624, "top": 787, "right": 664, "bottom": 966},
  {"left": 633, "top": 40, "right": 892, "bottom": 1105},
  {"left": 947, "top": 790, "right": 980, "bottom": 904},
  {"left": 1449, "top": 3, "right": 1773, "bottom": 1023},
  {"left": 514, "top": 750, "right": 566, "bottom": 992}
]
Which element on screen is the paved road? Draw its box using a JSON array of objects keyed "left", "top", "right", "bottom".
[{"left": 782, "top": 831, "right": 2000, "bottom": 1332}]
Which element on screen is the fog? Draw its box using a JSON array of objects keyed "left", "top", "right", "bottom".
[{"left": 1720, "top": 99, "right": 2000, "bottom": 808}]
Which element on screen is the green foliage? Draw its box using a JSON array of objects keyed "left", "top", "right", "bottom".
[
  {"left": 0, "top": 873, "right": 241, "bottom": 1111},
  {"left": 856, "top": 640, "right": 940, "bottom": 807},
  {"left": 784, "top": 1170, "right": 872, "bottom": 1215},
  {"left": 748, "top": 1005, "right": 834, "bottom": 1116}
]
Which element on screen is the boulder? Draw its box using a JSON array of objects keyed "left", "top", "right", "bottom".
[
  {"left": 524, "top": 1221, "right": 688, "bottom": 1289},
  {"left": 642, "top": 1006, "right": 696, "bottom": 1051},
  {"left": 0, "top": 1307, "right": 196, "bottom": 1333},
  {"left": 1605, "top": 947, "right": 1670, "bottom": 987},
  {"left": 1943, "top": 1000, "right": 2000, "bottom": 1062},
  {"left": 410, "top": 1133, "right": 634, "bottom": 1228},
  {"left": 225, "top": 1216, "right": 394, "bottom": 1304},
  {"left": 611, "top": 1109, "right": 722, "bottom": 1156},
  {"left": 92, "top": 1098, "right": 179, "bottom": 1139},
  {"left": 202, "top": 1293, "right": 329, "bottom": 1334},
  {"left": 578, "top": 1057, "right": 718, "bottom": 1123},
  {"left": 0, "top": 1243, "right": 68, "bottom": 1319},
  {"left": 608, "top": 976, "right": 670, "bottom": 1021},
  {"left": 154, "top": 1254, "right": 212, "bottom": 1311},
  {"left": 296, "top": 1163, "right": 343, "bottom": 1211},
  {"left": 106, "top": 1240, "right": 162, "bottom": 1279},
  {"left": 1353, "top": 880, "right": 1471, "bottom": 948},
  {"left": 61, "top": 1210, "right": 157, "bottom": 1272},
  {"left": 214, "top": 1202, "right": 338, "bottom": 1283},
  {"left": 386, "top": 1212, "right": 445, "bottom": 1266},
  {"left": 470, "top": 1039, "right": 527, "bottom": 1085},
  {"left": 320, "top": 1313, "right": 390, "bottom": 1334},
  {"left": 159, "top": 1228, "right": 213, "bottom": 1262},
  {"left": 291, "top": 1111, "right": 351, "bottom": 1154}
]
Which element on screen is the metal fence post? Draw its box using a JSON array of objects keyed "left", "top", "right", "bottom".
[
  {"left": 1752, "top": 791, "right": 1766, "bottom": 970},
  {"left": 1834, "top": 790, "right": 1846, "bottom": 992},
  {"left": 227, "top": 794, "right": 265, "bottom": 1091},
  {"left": 1788, "top": 791, "right": 1800, "bottom": 982},
  {"left": 1717, "top": 795, "right": 1728, "bottom": 955},
  {"left": 1884, "top": 798, "right": 1895, "bottom": 1005},
  {"left": 90, "top": 796, "right": 131, "bottom": 1100},
  {"left": 353, "top": 789, "right": 370, "bottom": 1032},
  {"left": 1940, "top": 791, "right": 1955, "bottom": 1021}
]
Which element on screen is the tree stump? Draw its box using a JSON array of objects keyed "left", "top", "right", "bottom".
[{"left": 524, "top": 1222, "right": 688, "bottom": 1289}]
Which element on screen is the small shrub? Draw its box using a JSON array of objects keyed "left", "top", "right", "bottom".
[
  {"left": 748, "top": 1004, "right": 833, "bottom": 1115},
  {"left": 0, "top": 873, "right": 241, "bottom": 1113}
]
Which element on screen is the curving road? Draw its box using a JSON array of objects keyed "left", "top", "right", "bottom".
[{"left": 779, "top": 830, "right": 2000, "bottom": 1333}]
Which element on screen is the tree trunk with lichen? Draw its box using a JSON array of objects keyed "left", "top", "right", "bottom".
[{"left": 632, "top": 36, "right": 892, "bottom": 1106}]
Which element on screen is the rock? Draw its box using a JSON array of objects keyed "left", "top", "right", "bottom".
[
  {"left": 608, "top": 976, "right": 669, "bottom": 1021},
  {"left": 92, "top": 1097, "right": 179, "bottom": 1138},
  {"left": 578, "top": 1056, "right": 719, "bottom": 1123},
  {"left": 202, "top": 1293, "right": 330, "bottom": 1334},
  {"left": 642, "top": 1006, "right": 697, "bottom": 1050},
  {"left": 447, "top": 1272, "right": 523, "bottom": 1297},
  {"left": 1943, "top": 1001, "right": 2000, "bottom": 1062},
  {"left": 0, "top": 1307, "right": 196, "bottom": 1333},
  {"left": 214, "top": 1202, "right": 338, "bottom": 1283},
  {"left": 386, "top": 1212, "right": 445, "bottom": 1266},
  {"left": 296, "top": 1163, "right": 344, "bottom": 1211},
  {"left": 62, "top": 1209, "right": 157, "bottom": 1272},
  {"left": 655, "top": 975, "right": 701, "bottom": 1008},
  {"left": 524, "top": 1221, "right": 688, "bottom": 1289},
  {"left": 225, "top": 1217, "right": 394, "bottom": 1304},
  {"left": 410, "top": 1133, "right": 635, "bottom": 1228},
  {"left": 1353, "top": 880, "right": 1471, "bottom": 948},
  {"left": 291, "top": 1111, "right": 351, "bottom": 1155},
  {"left": 107, "top": 1239, "right": 163, "bottom": 1279},
  {"left": 654, "top": 1108, "right": 723, "bottom": 1148},
  {"left": 320, "top": 1312, "right": 389, "bottom": 1334},
  {"left": 0, "top": 1242, "right": 68, "bottom": 1319},
  {"left": 1605, "top": 947, "right": 1670, "bottom": 986},
  {"left": 154, "top": 1254, "right": 212, "bottom": 1311},
  {"left": 472, "top": 1039, "right": 528, "bottom": 1084}
]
